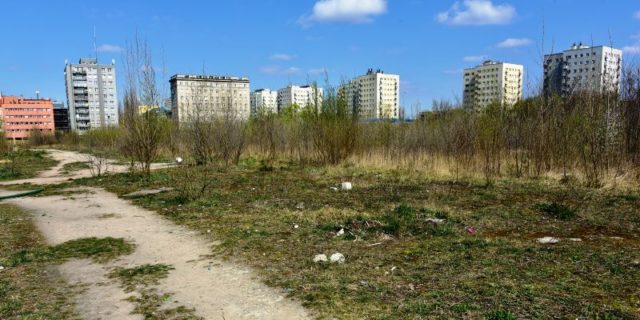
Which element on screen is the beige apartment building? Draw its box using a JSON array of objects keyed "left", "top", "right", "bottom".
[
  {"left": 339, "top": 69, "right": 400, "bottom": 119},
  {"left": 170, "top": 74, "right": 250, "bottom": 122},
  {"left": 463, "top": 60, "right": 523, "bottom": 110}
]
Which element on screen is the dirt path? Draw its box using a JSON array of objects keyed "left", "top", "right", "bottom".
[
  {"left": 0, "top": 149, "right": 170, "bottom": 186},
  {"left": 2, "top": 150, "right": 311, "bottom": 319}
]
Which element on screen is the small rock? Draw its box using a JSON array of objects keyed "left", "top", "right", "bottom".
[
  {"left": 293, "top": 224, "right": 299, "bottom": 229},
  {"left": 207, "top": 229, "right": 211, "bottom": 233},
  {"left": 313, "top": 254, "right": 328, "bottom": 263},
  {"left": 295, "top": 202, "right": 305, "bottom": 210},
  {"left": 335, "top": 228, "right": 345, "bottom": 237},
  {"left": 425, "top": 218, "right": 445, "bottom": 225},
  {"left": 632, "top": 260, "right": 639, "bottom": 265},
  {"left": 538, "top": 237, "right": 560, "bottom": 244},
  {"left": 330, "top": 253, "right": 346, "bottom": 264},
  {"left": 0, "top": 266, "right": 4, "bottom": 272},
  {"left": 341, "top": 182, "right": 353, "bottom": 191}
]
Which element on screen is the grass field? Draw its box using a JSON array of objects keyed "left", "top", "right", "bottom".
[
  {"left": 0, "top": 150, "right": 58, "bottom": 181},
  {"left": 57, "top": 159, "right": 640, "bottom": 319}
]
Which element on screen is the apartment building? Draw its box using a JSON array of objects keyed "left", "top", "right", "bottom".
[
  {"left": 463, "top": 60, "right": 523, "bottom": 110},
  {"left": 338, "top": 69, "right": 400, "bottom": 119},
  {"left": 0, "top": 95, "right": 54, "bottom": 139},
  {"left": 544, "top": 43, "right": 622, "bottom": 96},
  {"left": 53, "top": 101, "right": 70, "bottom": 132},
  {"left": 250, "top": 89, "right": 278, "bottom": 115},
  {"left": 170, "top": 74, "right": 250, "bottom": 122},
  {"left": 277, "top": 85, "right": 323, "bottom": 111},
  {"left": 64, "top": 58, "right": 119, "bottom": 132}
]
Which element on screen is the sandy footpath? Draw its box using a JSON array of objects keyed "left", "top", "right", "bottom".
[{"left": 2, "top": 150, "right": 310, "bottom": 319}]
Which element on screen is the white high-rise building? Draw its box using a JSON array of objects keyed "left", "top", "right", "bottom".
[
  {"left": 64, "top": 58, "right": 119, "bottom": 132},
  {"left": 277, "top": 85, "right": 323, "bottom": 111},
  {"left": 463, "top": 60, "right": 523, "bottom": 110},
  {"left": 544, "top": 43, "right": 622, "bottom": 96},
  {"left": 250, "top": 89, "right": 278, "bottom": 115},
  {"left": 170, "top": 74, "right": 250, "bottom": 122},
  {"left": 338, "top": 69, "right": 400, "bottom": 119}
]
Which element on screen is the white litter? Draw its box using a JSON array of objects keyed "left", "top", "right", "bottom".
[
  {"left": 341, "top": 182, "right": 353, "bottom": 191},
  {"left": 313, "top": 254, "right": 328, "bottom": 263},
  {"left": 293, "top": 224, "right": 299, "bottom": 229},
  {"left": 330, "top": 253, "right": 346, "bottom": 264},
  {"left": 568, "top": 238, "right": 582, "bottom": 242},
  {"left": 537, "top": 237, "right": 560, "bottom": 244},
  {"left": 335, "top": 228, "right": 345, "bottom": 237},
  {"left": 425, "top": 218, "right": 446, "bottom": 225}
]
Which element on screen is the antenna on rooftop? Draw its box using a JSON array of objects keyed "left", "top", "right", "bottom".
[
  {"left": 93, "top": 26, "right": 98, "bottom": 62},
  {"left": 36, "top": 90, "right": 40, "bottom": 99}
]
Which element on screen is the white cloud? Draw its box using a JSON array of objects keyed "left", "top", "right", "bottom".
[
  {"left": 623, "top": 45, "right": 640, "bottom": 55},
  {"left": 270, "top": 53, "right": 295, "bottom": 61},
  {"left": 259, "top": 66, "right": 303, "bottom": 75},
  {"left": 497, "top": 38, "right": 532, "bottom": 48},
  {"left": 437, "top": 0, "right": 516, "bottom": 26},
  {"left": 308, "top": 68, "right": 328, "bottom": 75},
  {"left": 299, "top": 0, "right": 387, "bottom": 26},
  {"left": 96, "top": 44, "right": 123, "bottom": 53},
  {"left": 463, "top": 55, "right": 487, "bottom": 62}
]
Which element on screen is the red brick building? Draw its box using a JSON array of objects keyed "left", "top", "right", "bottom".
[{"left": 0, "top": 96, "right": 55, "bottom": 140}]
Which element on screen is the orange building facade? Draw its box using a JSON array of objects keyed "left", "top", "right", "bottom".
[{"left": 0, "top": 96, "right": 55, "bottom": 140}]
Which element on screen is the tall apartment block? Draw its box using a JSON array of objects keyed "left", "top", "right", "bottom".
[
  {"left": 463, "top": 60, "right": 523, "bottom": 110},
  {"left": 170, "top": 74, "right": 250, "bottom": 122},
  {"left": 544, "top": 43, "right": 622, "bottom": 96},
  {"left": 277, "top": 85, "right": 323, "bottom": 111},
  {"left": 338, "top": 69, "right": 400, "bottom": 119},
  {"left": 0, "top": 95, "right": 54, "bottom": 140},
  {"left": 64, "top": 58, "right": 118, "bottom": 132},
  {"left": 250, "top": 89, "right": 278, "bottom": 115}
]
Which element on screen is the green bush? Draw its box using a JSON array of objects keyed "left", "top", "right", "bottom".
[{"left": 535, "top": 202, "right": 578, "bottom": 220}]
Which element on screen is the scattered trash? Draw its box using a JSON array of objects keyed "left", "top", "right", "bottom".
[
  {"left": 207, "top": 229, "right": 211, "bottom": 233},
  {"left": 568, "top": 238, "right": 582, "bottom": 242},
  {"left": 335, "top": 228, "right": 345, "bottom": 237},
  {"left": 391, "top": 266, "right": 397, "bottom": 273},
  {"left": 295, "top": 202, "right": 305, "bottom": 210},
  {"left": 329, "top": 187, "right": 339, "bottom": 192},
  {"left": 313, "top": 254, "right": 328, "bottom": 263},
  {"left": 359, "top": 281, "right": 369, "bottom": 287},
  {"left": 537, "top": 237, "right": 560, "bottom": 244},
  {"left": 0, "top": 266, "right": 4, "bottom": 272},
  {"left": 426, "top": 218, "right": 446, "bottom": 225},
  {"left": 330, "top": 253, "right": 345, "bottom": 264},
  {"left": 175, "top": 157, "right": 184, "bottom": 165},
  {"left": 341, "top": 182, "right": 353, "bottom": 191},
  {"left": 466, "top": 227, "right": 477, "bottom": 234},
  {"left": 293, "top": 224, "right": 299, "bottom": 229}
]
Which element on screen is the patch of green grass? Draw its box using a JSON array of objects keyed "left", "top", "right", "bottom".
[
  {"left": 485, "top": 310, "right": 517, "bottom": 320},
  {"left": 0, "top": 204, "right": 78, "bottom": 319},
  {"left": 3, "top": 237, "right": 135, "bottom": 267},
  {"left": 109, "top": 264, "right": 174, "bottom": 292},
  {"left": 0, "top": 150, "right": 58, "bottom": 181},
  {"left": 127, "top": 289, "right": 202, "bottom": 320},
  {"left": 61, "top": 161, "right": 90, "bottom": 175},
  {"left": 535, "top": 202, "right": 578, "bottom": 220}
]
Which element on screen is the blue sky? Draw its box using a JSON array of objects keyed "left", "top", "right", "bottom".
[{"left": 1, "top": 0, "right": 639, "bottom": 115}]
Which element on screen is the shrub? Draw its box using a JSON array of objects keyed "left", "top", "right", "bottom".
[{"left": 535, "top": 202, "right": 578, "bottom": 220}]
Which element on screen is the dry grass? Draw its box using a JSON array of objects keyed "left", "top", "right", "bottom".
[{"left": 70, "top": 161, "right": 640, "bottom": 319}]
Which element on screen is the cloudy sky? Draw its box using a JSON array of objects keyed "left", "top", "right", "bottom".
[{"left": 1, "top": 0, "right": 639, "bottom": 115}]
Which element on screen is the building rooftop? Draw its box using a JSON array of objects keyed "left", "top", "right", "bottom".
[{"left": 170, "top": 74, "right": 249, "bottom": 82}]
